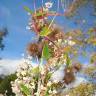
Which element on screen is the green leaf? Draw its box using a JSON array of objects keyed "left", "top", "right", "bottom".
[
  {"left": 20, "top": 84, "right": 31, "bottom": 96},
  {"left": 65, "top": 53, "right": 71, "bottom": 67},
  {"left": 32, "top": 67, "right": 39, "bottom": 74},
  {"left": 24, "top": 6, "right": 33, "bottom": 14},
  {"left": 36, "top": 12, "right": 46, "bottom": 17},
  {"left": 40, "top": 27, "right": 52, "bottom": 36},
  {"left": 45, "top": 87, "right": 50, "bottom": 96},
  {"left": 45, "top": 72, "right": 52, "bottom": 81},
  {"left": 42, "top": 43, "right": 51, "bottom": 60}
]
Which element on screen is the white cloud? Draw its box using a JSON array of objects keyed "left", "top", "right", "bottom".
[
  {"left": 0, "top": 59, "right": 22, "bottom": 77},
  {"left": 0, "top": 58, "right": 38, "bottom": 77}
]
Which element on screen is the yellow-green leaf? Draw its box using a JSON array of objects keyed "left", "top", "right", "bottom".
[
  {"left": 20, "top": 84, "right": 31, "bottom": 96},
  {"left": 42, "top": 43, "right": 51, "bottom": 60},
  {"left": 40, "top": 27, "right": 52, "bottom": 36},
  {"left": 24, "top": 6, "right": 33, "bottom": 14}
]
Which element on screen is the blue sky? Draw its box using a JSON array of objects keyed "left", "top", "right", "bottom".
[{"left": 0, "top": 0, "right": 96, "bottom": 63}]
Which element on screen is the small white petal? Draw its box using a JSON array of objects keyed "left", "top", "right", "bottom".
[
  {"left": 26, "top": 26, "right": 30, "bottom": 30},
  {"left": 45, "top": 2, "right": 53, "bottom": 8},
  {"left": 27, "top": 12, "right": 31, "bottom": 15}
]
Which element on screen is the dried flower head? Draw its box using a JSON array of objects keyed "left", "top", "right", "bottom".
[
  {"left": 64, "top": 67, "right": 75, "bottom": 84},
  {"left": 27, "top": 43, "right": 42, "bottom": 58},
  {"left": 45, "top": 2, "right": 53, "bottom": 9}
]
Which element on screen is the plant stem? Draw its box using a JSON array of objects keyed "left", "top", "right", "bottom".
[{"left": 45, "top": 36, "right": 60, "bottom": 49}]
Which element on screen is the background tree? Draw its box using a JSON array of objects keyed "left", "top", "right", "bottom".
[
  {"left": 0, "top": 27, "right": 8, "bottom": 50},
  {"left": 62, "top": 0, "right": 96, "bottom": 17}
]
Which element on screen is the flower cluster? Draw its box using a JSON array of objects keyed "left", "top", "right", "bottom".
[
  {"left": 26, "top": 2, "right": 53, "bottom": 32},
  {"left": 11, "top": 1, "right": 96, "bottom": 96},
  {"left": 11, "top": 62, "right": 34, "bottom": 96},
  {"left": 11, "top": 58, "right": 66, "bottom": 96}
]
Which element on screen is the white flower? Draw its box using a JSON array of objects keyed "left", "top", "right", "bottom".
[
  {"left": 23, "top": 77, "right": 28, "bottom": 81},
  {"left": 27, "top": 12, "right": 31, "bottom": 16},
  {"left": 52, "top": 89, "right": 57, "bottom": 94},
  {"left": 44, "top": 17, "right": 48, "bottom": 20},
  {"left": 41, "top": 85, "right": 46, "bottom": 90},
  {"left": 16, "top": 68, "right": 22, "bottom": 73},
  {"left": 48, "top": 90, "right": 52, "bottom": 94},
  {"left": 47, "top": 81, "right": 52, "bottom": 86},
  {"left": 66, "top": 95, "right": 69, "bottom": 96},
  {"left": 64, "top": 40, "right": 68, "bottom": 43},
  {"left": 45, "top": 2, "right": 53, "bottom": 8},
  {"left": 21, "top": 63, "right": 29, "bottom": 70},
  {"left": 43, "top": 7, "right": 49, "bottom": 12},
  {"left": 27, "top": 55, "right": 33, "bottom": 59},
  {"left": 12, "top": 86, "right": 20, "bottom": 93},
  {"left": 58, "top": 39, "right": 62, "bottom": 43},
  {"left": 31, "top": 85, "right": 35, "bottom": 89},
  {"left": 15, "top": 79, "right": 19, "bottom": 83},
  {"left": 34, "top": 92, "right": 38, "bottom": 96},
  {"left": 26, "top": 26, "right": 30, "bottom": 30},
  {"left": 16, "top": 72, "right": 21, "bottom": 77},
  {"left": 68, "top": 40, "right": 76, "bottom": 46},
  {"left": 17, "top": 80, "right": 22, "bottom": 84},
  {"left": 30, "top": 83, "right": 35, "bottom": 89},
  {"left": 53, "top": 80, "right": 59, "bottom": 83},
  {"left": 68, "top": 36, "right": 72, "bottom": 40},
  {"left": 49, "top": 42, "right": 52, "bottom": 46},
  {"left": 21, "top": 71, "right": 27, "bottom": 76}
]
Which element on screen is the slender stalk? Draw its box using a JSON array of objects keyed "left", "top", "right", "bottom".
[
  {"left": 47, "top": 0, "right": 60, "bottom": 30},
  {"left": 36, "top": 51, "right": 43, "bottom": 96},
  {"left": 36, "top": 1, "right": 60, "bottom": 95},
  {"left": 45, "top": 36, "right": 60, "bottom": 49}
]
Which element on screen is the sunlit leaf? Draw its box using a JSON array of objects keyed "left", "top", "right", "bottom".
[
  {"left": 63, "top": 46, "right": 71, "bottom": 53},
  {"left": 45, "top": 87, "right": 50, "bottom": 96},
  {"left": 20, "top": 84, "right": 31, "bottom": 96},
  {"left": 45, "top": 72, "right": 52, "bottom": 81},
  {"left": 24, "top": 6, "right": 33, "bottom": 14},
  {"left": 42, "top": 43, "right": 51, "bottom": 60},
  {"left": 32, "top": 67, "right": 39, "bottom": 74},
  {"left": 40, "top": 27, "right": 52, "bottom": 36},
  {"left": 36, "top": 12, "right": 46, "bottom": 17},
  {"left": 65, "top": 53, "right": 71, "bottom": 67},
  {"left": 87, "top": 28, "right": 94, "bottom": 34},
  {"left": 90, "top": 53, "right": 96, "bottom": 63}
]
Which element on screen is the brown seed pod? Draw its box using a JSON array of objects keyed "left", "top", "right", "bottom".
[
  {"left": 27, "top": 43, "right": 42, "bottom": 58},
  {"left": 48, "top": 25, "right": 64, "bottom": 41},
  {"left": 73, "top": 63, "right": 82, "bottom": 72},
  {"left": 64, "top": 67, "right": 75, "bottom": 84}
]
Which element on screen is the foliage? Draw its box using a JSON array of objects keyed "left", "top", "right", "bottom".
[
  {"left": 42, "top": 43, "right": 51, "bottom": 60},
  {"left": 62, "top": 83, "right": 96, "bottom": 96},
  {"left": 0, "top": 28, "right": 8, "bottom": 50},
  {"left": 20, "top": 84, "right": 31, "bottom": 96},
  {"left": 82, "top": 65, "right": 96, "bottom": 78},
  {"left": 40, "top": 27, "right": 52, "bottom": 37},
  {"left": 24, "top": 6, "right": 33, "bottom": 14},
  {"left": 0, "top": 74, "right": 17, "bottom": 96},
  {"left": 90, "top": 53, "right": 96, "bottom": 64}
]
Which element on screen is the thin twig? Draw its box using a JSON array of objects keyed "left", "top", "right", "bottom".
[
  {"left": 45, "top": 36, "right": 60, "bottom": 49},
  {"left": 47, "top": 0, "right": 60, "bottom": 30}
]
